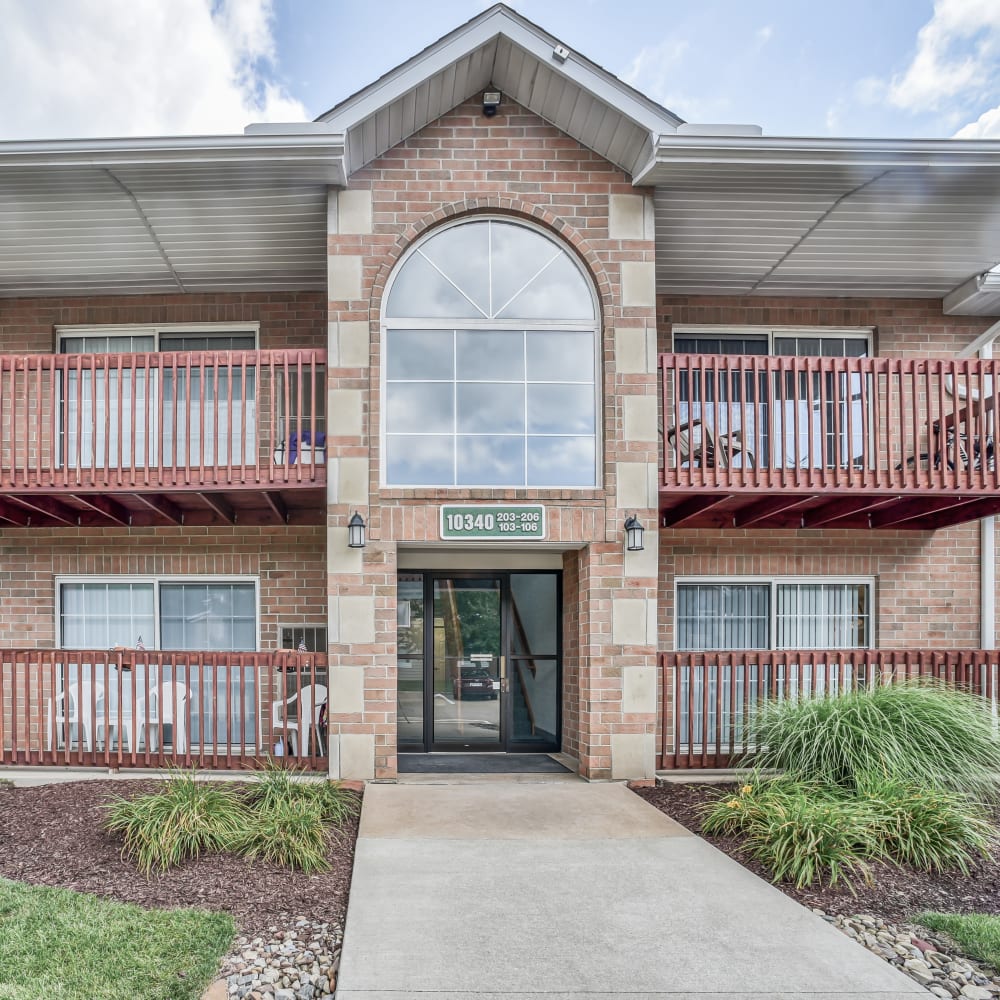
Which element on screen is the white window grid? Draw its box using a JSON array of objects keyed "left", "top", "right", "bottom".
[{"left": 381, "top": 217, "right": 602, "bottom": 489}]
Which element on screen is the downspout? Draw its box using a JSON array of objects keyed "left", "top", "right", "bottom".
[
  {"left": 957, "top": 320, "right": 1000, "bottom": 650},
  {"left": 981, "top": 340, "right": 995, "bottom": 650}
]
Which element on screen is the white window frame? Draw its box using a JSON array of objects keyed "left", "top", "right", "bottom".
[
  {"left": 674, "top": 576, "right": 875, "bottom": 651},
  {"left": 672, "top": 325, "right": 873, "bottom": 354},
  {"left": 56, "top": 323, "right": 260, "bottom": 352},
  {"left": 55, "top": 575, "right": 261, "bottom": 651},
  {"left": 380, "top": 216, "right": 603, "bottom": 490}
]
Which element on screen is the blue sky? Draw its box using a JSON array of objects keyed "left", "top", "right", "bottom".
[{"left": 2, "top": 0, "right": 999, "bottom": 141}]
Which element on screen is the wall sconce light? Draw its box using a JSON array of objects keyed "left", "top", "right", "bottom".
[
  {"left": 624, "top": 514, "right": 645, "bottom": 552},
  {"left": 482, "top": 90, "right": 501, "bottom": 117},
  {"left": 348, "top": 511, "right": 367, "bottom": 548}
]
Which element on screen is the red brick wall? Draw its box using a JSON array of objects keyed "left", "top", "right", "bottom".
[
  {"left": 0, "top": 525, "right": 326, "bottom": 649},
  {"left": 0, "top": 291, "right": 326, "bottom": 353},
  {"left": 657, "top": 295, "right": 996, "bottom": 358}
]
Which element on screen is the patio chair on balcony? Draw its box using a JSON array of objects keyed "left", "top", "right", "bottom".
[
  {"left": 666, "top": 420, "right": 754, "bottom": 468},
  {"left": 272, "top": 430, "right": 327, "bottom": 466},
  {"left": 271, "top": 683, "right": 327, "bottom": 757},
  {"left": 130, "top": 681, "right": 189, "bottom": 754},
  {"left": 46, "top": 679, "right": 105, "bottom": 752}
]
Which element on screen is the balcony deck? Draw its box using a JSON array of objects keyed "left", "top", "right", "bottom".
[
  {"left": 661, "top": 648, "right": 999, "bottom": 769},
  {"left": 0, "top": 648, "right": 328, "bottom": 771},
  {"left": 0, "top": 349, "right": 327, "bottom": 527},
  {"left": 660, "top": 353, "right": 1000, "bottom": 530}
]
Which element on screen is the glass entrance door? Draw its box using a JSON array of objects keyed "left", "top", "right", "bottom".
[
  {"left": 433, "top": 577, "right": 502, "bottom": 749},
  {"left": 396, "top": 571, "right": 561, "bottom": 753}
]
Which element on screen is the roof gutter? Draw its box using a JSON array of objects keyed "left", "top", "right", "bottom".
[
  {"left": 0, "top": 130, "right": 348, "bottom": 184},
  {"left": 634, "top": 133, "right": 1000, "bottom": 184},
  {"left": 943, "top": 270, "right": 1000, "bottom": 316}
]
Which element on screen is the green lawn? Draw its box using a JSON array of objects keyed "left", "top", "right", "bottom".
[
  {"left": 917, "top": 912, "right": 1000, "bottom": 972},
  {"left": 0, "top": 879, "right": 234, "bottom": 1000}
]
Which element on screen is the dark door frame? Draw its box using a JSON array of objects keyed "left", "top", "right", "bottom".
[{"left": 397, "top": 569, "right": 562, "bottom": 754}]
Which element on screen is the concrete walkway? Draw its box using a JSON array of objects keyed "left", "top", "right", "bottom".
[{"left": 336, "top": 780, "right": 925, "bottom": 999}]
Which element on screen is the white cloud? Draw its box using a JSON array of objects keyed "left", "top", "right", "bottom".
[
  {"left": 0, "top": 0, "right": 307, "bottom": 140},
  {"left": 955, "top": 104, "right": 1000, "bottom": 136},
  {"left": 755, "top": 26, "right": 774, "bottom": 46},
  {"left": 885, "top": 0, "right": 1000, "bottom": 112}
]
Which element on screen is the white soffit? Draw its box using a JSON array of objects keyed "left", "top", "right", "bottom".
[
  {"left": 644, "top": 136, "right": 1000, "bottom": 298},
  {"left": 316, "top": 4, "right": 680, "bottom": 177},
  {"left": 0, "top": 134, "right": 345, "bottom": 297}
]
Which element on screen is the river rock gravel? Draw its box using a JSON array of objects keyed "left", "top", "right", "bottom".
[
  {"left": 823, "top": 911, "right": 1000, "bottom": 998},
  {"left": 218, "top": 917, "right": 342, "bottom": 999}
]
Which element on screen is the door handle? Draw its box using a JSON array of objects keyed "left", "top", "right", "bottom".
[{"left": 499, "top": 655, "right": 507, "bottom": 693}]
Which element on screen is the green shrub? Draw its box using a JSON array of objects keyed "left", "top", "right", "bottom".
[
  {"left": 742, "top": 681, "right": 1000, "bottom": 799},
  {"left": 232, "top": 797, "right": 331, "bottom": 873},
  {"left": 247, "top": 760, "right": 360, "bottom": 826},
  {"left": 864, "top": 779, "right": 995, "bottom": 873},
  {"left": 702, "top": 777, "right": 881, "bottom": 889},
  {"left": 104, "top": 772, "right": 248, "bottom": 876}
]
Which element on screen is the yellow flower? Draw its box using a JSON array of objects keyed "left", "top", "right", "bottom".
[
  {"left": 726, "top": 799, "right": 742, "bottom": 809},
  {"left": 740, "top": 784, "right": 754, "bottom": 796}
]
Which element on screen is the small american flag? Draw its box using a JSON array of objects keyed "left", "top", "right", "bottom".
[
  {"left": 297, "top": 638, "right": 308, "bottom": 653},
  {"left": 135, "top": 635, "right": 146, "bottom": 651}
]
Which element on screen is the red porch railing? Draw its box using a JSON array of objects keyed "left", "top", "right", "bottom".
[
  {"left": 0, "top": 349, "right": 326, "bottom": 491},
  {"left": 0, "top": 649, "right": 329, "bottom": 771},
  {"left": 660, "top": 649, "right": 1000, "bottom": 770},
  {"left": 660, "top": 354, "right": 999, "bottom": 495}
]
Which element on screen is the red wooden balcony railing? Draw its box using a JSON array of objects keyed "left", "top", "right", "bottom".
[
  {"left": 660, "top": 649, "right": 1000, "bottom": 770},
  {"left": 0, "top": 649, "right": 329, "bottom": 771},
  {"left": 0, "top": 349, "right": 327, "bottom": 491},
  {"left": 660, "top": 354, "right": 1000, "bottom": 528}
]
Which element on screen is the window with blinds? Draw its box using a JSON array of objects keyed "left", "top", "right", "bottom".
[{"left": 676, "top": 580, "right": 871, "bottom": 651}]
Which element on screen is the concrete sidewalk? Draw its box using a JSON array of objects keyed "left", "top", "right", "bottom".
[{"left": 336, "top": 781, "right": 925, "bottom": 999}]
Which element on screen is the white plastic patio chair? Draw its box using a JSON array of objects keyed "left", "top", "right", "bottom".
[
  {"left": 130, "top": 681, "right": 189, "bottom": 754},
  {"left": 47, "top": 679, "right": 105, "bottom": 752},
  {"left": 271, "top": 683, "right": 327, "bottom": 756}
]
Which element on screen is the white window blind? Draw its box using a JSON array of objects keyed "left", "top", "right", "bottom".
[{"left": 677, "top": 579, "right": 871, "bottom": 651}]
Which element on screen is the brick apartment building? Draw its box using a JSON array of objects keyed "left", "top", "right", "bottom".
[{"left": 2, "top": 5, "right": 999, "bottom": 782}]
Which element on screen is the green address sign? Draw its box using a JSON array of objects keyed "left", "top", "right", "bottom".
[{"left": 440, "top": 505, "right": 546, "bottom": 540}]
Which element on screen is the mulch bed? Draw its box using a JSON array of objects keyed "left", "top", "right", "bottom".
[
  {"left": 0, "top": 779, "right": 360, "bottom": 937},
  {"left": 634, "top": 782, "right": 1000, "bottom": 920}
]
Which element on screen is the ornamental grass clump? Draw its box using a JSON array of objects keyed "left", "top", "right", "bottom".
[
  {"left": 233, "top": 796, "right": 331, "bottom": 873},
  {"left": 702, "top": 777, "right": 881, "bottom": 889},
  {"left": 104, "top": 771, "right": 249, "bottom": 876},
  {"left": 247, "top": 759, "right": 360, "bottom": 827},
  {"left": 742, "top": 681, "right": 1000, "bottom": 799},
  {"left": 863, "top": 778, "right": 994, "bottom": 874}
]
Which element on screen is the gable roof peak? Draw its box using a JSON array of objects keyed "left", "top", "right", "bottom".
[{"left": 315, "top": 3, "right": 682, "bottom": 178}]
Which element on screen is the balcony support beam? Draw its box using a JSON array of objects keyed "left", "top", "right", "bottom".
[
  {"left": 868, "top": 495, "right": 980, "bottom": 529},
  {"left": 915, "top": 498, "right": 1000, "bottom": 532},
  {"left": 199, "top": 493, "right": 236, "bottom": 525},
  {"left": 662, "top": 495, "right": 730, "bottom": 527},
  {"left": 73, "top": 494, "right": 132, "bottom": 526},
  {"left": 801, "top": 496, "right": 902, "bottom": 529},
  {"left": 263, "top": 491, "right": 289, "bottom": 524},
  {"left": 8, "top": 495, "right": 79, "bottom": 526},
  {"left": 131, "top": 493, "right": 184, "bottom": 525},
  {"left": 0, "top": 499, "right": 31, "bottom": 526},
  {"left": 732, "top": 495, "right": 815, "bottom": 527}
]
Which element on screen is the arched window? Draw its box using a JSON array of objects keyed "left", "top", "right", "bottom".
[{"left": 383, "top": 219, "right": 599, "bottom": 487}]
